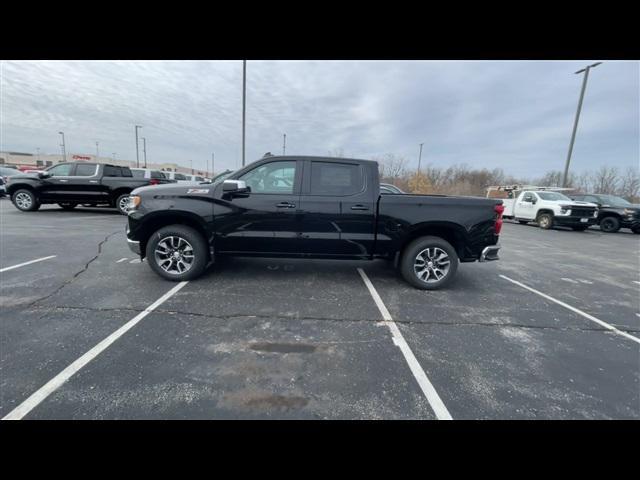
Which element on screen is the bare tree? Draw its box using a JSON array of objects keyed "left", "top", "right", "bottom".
[
  {"left": 375, "top": 153, "right": 408, "bottom": 186},
  {"left": 619, "top": 166, "right": 640, "bottom": 202},
  {"left": 327, "top": 148, "right": 345, "bottom": 158},
  {"left": 591, "top": 166, "right": 619, "bottom": 194}
]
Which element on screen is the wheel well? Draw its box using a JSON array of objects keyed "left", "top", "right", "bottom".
[
  {"left": 111, "top": 188, "right": 132, "bottom": 202},
  {"left": 7, "top": 183, "right": 36, "bottom": 197},
  {"left": 600, "top": 213, "right": 621, "bottom": 220},
  {"left": 137, "top": 213, "right": 209, "bottom": 259},
  {"left": 536, "top": 209, "right": 554, "bottom": 219},
  {"left": 399, "top": 224, "right": 466, "bottom": 260}
]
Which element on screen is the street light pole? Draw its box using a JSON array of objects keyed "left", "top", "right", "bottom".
[
  {"left": 562, "top": 62, "right": 602, "bottom": 187},
  {"left": 142, "top": 137, "right": 147, "bottom": 168},
  {"left": 96, "top": 141, "right": 99, "bottom": 160},
  {"left": 58, "top": 131, "right": 66, "bottom": 162},
  {"left": 135, "top": 125, "right": 142, "bottom": 168},
  {"left": 242, "top": 60, "right": 247, "bottom": 167},
  {"left": 417, "top": 142, "right": 424, "bottom": 174},
  {"left": 283, "top": 133, "right": 286, "bottom": 156},
  {"left": 211, "top": 152, "right": 215, "bottom": 177}
]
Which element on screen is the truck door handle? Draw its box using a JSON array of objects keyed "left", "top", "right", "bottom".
[
  {"left": 351, "top": 205, "right": 369, "bottom": 211},
  {"left": 58, "top": 179, "right": 69, "bottom": 183},
  {"left": 276, "top": 202, "right": 296, "bottom": 208}
]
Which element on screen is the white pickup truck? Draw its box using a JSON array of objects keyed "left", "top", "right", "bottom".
[{"left": 505, "top": 190, "right": 599, "bottom": 230}]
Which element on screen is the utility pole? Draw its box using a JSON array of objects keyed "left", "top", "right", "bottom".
[
  {"left": 96, "top": 141, "right": 99, "bottom": 160},
  {"left": 242, "top": 60, "right": 247, "bottom": 167},
  {"left": 283, "top": 133, "right": 286, "bottom": 156},
  {"left": 135, "top": 125, "right": 142, "bottom": 168},
  {"left": 58, "top": 131, "right": 66, "bottom": 162},
  {"left": 562, "top": 62, "right": 602, "bottom": 187},
  {"left": 417, "top": 142, "right": 424, "bottom": 174},
  {"left": 211, "top": 152, "right": 215, "bottom": 177},
  {"left": 36, "top": 148, "right": 40, "bottom": 163},
  {"left": 190, "top": 159, "right": 193, "bottom": 174},
  {"left": 142, "top": 137, "right": 147, "bottom": 168}
]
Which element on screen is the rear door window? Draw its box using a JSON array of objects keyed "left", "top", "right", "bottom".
[
  {"left": 103, "top": 165, "right": 120, "bottom": 177},
  {"left": 151, "top": 171, "right": 166, "bottom": 179},
  {"left": 310, "top": 162, "right": 363, "bottom": 196},
  {"left": 131, "top": 169, "right": 145, "bottom": 178}
]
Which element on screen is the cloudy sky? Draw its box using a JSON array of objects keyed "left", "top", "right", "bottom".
[{"left": 1, "top": 60, "right": 637, "bottom": 177}]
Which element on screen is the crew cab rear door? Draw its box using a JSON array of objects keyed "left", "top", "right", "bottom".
[{"left": 297, "top": 159, "right": 375, "bottom": 257}]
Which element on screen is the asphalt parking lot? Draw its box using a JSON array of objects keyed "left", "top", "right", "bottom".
[{"left": 1, "top": 197, "right": 639, "bottom": 419}]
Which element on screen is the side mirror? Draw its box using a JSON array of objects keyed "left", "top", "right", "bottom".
[
  {"left": 531, "top": 198, "right": 537, "bottom": 204},
  {"left": 222, "top": 179, "right": 249, "bottom": 194},
  {"left": 38, "top": 172, "right": 51, "bottom": 179}
]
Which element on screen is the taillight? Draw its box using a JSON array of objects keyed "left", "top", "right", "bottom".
[
  {"left": 494, "top": 203, "right": 504, "bottom": 234},
  {"left": 150, "top": 179, "right": 159, "bottom": 185}
]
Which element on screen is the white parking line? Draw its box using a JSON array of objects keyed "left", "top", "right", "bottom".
[
  {"left": 129, "top": 259, "right": 142, "bottom": 264},
  {"left": 561, "top": 278, "right": 578, "bottom": 284},
  {"left": 0, "top": 255, "right": 57, "bottom": 273},
  {"left": 357, "top": 268, "right": 452, "bottom": 420},
  {"left": 2, "top": 281, "right": 189, "bottom": 420},
  {"left": 500, "top": 275, "right": 640, "bottom": 345},
  {"left": 633, "top": 281, "right": 640, "bottom": 285},
  {"left": 116, "top": 258, "right": 128, "bottom": 263}
]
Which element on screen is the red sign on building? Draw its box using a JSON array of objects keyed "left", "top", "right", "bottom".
[{"left": 72, "top": 155, "right": 92, "bottom": 161}]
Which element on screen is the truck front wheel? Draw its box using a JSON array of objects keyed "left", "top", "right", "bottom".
[
  {"left": 537, "top": 213, "right": 554, "bottom": 230},
  {"left": 400, "top": 236, "right": 459, "bottom": 290},
  {"left": 12, "top": 189, "right": 40, "bottom": 212},
  {"left": 146, "top": 225, "right": 209, "bottom": 281},
  {"left": 599, "top": 216, "right": 620, "bottom": 233},
  {"left": 115, "top": 193, "right": 131, "bottom": 215}
]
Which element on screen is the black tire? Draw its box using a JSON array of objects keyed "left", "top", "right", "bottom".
[
  {"left": 11, "top": 189, "right": 40, "bottom": 211},
  {"left": 115, "top": 193, "right": 131, "bottom": 215},
  {"left": 537, "top": 212, "right": 554, "bottom": 230},
  {"left": 599, "top": 216, "right": 620, "bottom": 233},
  {"left": 571, "top": 226, "right": 588, "bottom": 231},
  {"left": 400, "top": 236, "right": 459, "bottom": 290},
  {"left": 518, "top": 220, "right": 528, "bottom": 225},
  {"left": 58, "top": 202, "right": 77, "bottom": 210},
  {"left": 146, "top": 225, "right": 209, "bottom": 281}
]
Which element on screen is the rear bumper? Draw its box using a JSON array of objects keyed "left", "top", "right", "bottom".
[{"left": 479, "top": 245, "right": 500, "bottom": 262}]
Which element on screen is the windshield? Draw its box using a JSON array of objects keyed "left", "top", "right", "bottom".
[
  {"left": 537, "top": 192, "right": 571, "bottom": 201},
  {"left": 596, "top": 195, "right": 631, "bottom": 207},
  {"left": 210, "top": 169, "right": 235, "bottom": 186}
]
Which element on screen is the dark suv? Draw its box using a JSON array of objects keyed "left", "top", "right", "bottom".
[{"left": 570, "top": 194, "right": 640, "bottom": 233}]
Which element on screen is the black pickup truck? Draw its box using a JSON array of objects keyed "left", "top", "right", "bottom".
[
  {"left": 6, "top": 162, "right": 160, "bottom": 215},
  {"left": 126, "top": 156, "right": 504, "bottom": 289},
  {"left": 570, "top": 193, "right": 640, "bottom": 234}
]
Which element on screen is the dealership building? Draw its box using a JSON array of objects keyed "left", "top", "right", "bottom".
[{"left": 0, "top": 151, "right": 212, "bottom": 178}]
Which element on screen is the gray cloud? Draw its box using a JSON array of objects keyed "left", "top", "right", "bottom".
[{"left": 1, "top": 60, "right": 637, "bottom": 177}]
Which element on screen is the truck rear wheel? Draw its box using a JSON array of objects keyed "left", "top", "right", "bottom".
[
  {"left": 400, "top": 236, "right": 458, "bottom": 290},
  {"left": 146, "top": 225, "right": 209, "bottom": 281},
  {"left": 537, "top": 213, "right": 553, "bottom": 230},
  {"left": 115, "top": 193, "right": 131, "bottom": 215},
  {"left": 12, "top": 189, "right": 40, "bottom": 212}
]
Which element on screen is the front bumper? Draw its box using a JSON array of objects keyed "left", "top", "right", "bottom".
[
  {"left": 125, "top": 224, "right": 141, "bottom": 255},
  {"left": 127, "top": 237, "right": 141, "bottom": 255},
  {"left": 554, "top": 216, "right": 598, "bottom": 227},
  {"left": 479, "top": 245, "right": 500, "bottom": 262}
]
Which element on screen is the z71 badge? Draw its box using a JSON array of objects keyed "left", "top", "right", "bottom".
[{"left": 187, "top": 188, "right": 210, "bottom": 194}]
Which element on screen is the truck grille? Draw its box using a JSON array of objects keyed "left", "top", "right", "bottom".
[{"left": 571, "top": 207, "right": 596, "bottom": 217}]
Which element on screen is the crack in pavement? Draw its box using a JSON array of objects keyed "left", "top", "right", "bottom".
[
  {"left": 23, "top": 303, "right": 640, "bottom": 334},
  {"left": 27, "top": 230, "right": 122, "bottom": 311}
]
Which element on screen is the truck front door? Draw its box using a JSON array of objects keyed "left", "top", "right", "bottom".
[
  {"left": 515, "top": 191, "right": 537, "bottom": 219},
  {"left": 213, "top": 159, "right": 303, "bottom": 254}
]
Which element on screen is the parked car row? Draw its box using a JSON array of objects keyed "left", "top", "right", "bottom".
[
  {"left": 3, "top": 162, "right": 213, "bottom": 214},
  {"left": 486, "top": 185, "right": 640, "bottom": 234}
]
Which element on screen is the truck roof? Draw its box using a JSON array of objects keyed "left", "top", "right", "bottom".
[{"left": 258, "top": 155, "right": 379, "bottom": 166}]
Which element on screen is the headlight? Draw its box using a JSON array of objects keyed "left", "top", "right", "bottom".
[
  {"left": 128, "top": 195, "right": 141, "bottom": 211},
  {"left": 559, "top": 207, "right": 571, "bottom": 215},
  {"left": 623, "top": 208, "right": 635, "bottom": 216},
  {"left": 593, "top": 210, "right": 598, "bottom": 217}
]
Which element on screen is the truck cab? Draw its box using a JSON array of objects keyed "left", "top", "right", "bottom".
[{"left": 512, "top": 190, "right": 599, "bottom": 230}]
